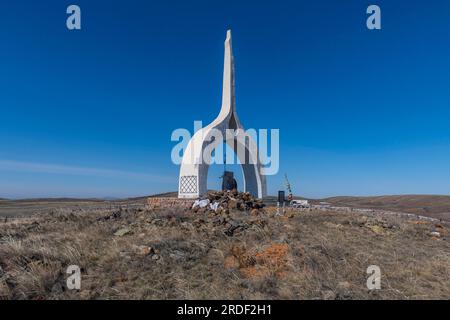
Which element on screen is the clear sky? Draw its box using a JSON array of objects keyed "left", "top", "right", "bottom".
[{"left": 1, "top": 0, "right": 450, "bottom": 199}]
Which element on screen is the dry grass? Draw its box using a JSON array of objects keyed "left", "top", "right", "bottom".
[{"left": 0, "top": 205, "right": 449, "bottom": 300}]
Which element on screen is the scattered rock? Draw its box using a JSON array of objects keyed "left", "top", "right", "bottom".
[
  {"left": 322, "top": 290, "right": 336, "bottom": 300},
  {"left": 180, "top": 222, "right": 195, "bottom": 231},
  {"left": 228, "top": 198, "right": 238, "bottom": 210},
  {"left": 338, "top": 281, "right": 351, "bottom": 289},
  {"left": 151, "top": 219, "right": 165, "bottom": 226},
  {"left": 209, "top": 201, "right": 220, "bottom": 212},
  {"left": 51, "top": 282, "right": 65, "bottom": 294},
  {"left": 192, "top": 199, "right": 210, "bottom": 209},
  {"left": 368, "top": 225, "right": 384, "bottom": 235},
  {"left": 169, "top": 250, "right": 186, "bottom": 262},
  {"left": 408, "top": 220, "right": 428, "bottom": 225},
  {"left": 251, "top": 208, "right": 260, "bottom": 216},
  {"left": 323, "top": 221, "right": 343, "bottom": 229},
  {"left": 434, "top": 224, "right": 448, "bottom": 236},
  {"left": 430, "top": 231, "right": 441, "bottom": 237},
  {"left": 151, "top": 254, "right": 160, "bottom": 261},
  {"left": 97, "top": 210, "right": 121, "bottom": 221},
  {"left": 119, "top": 251, "right": 131, "bottom": 260},
  {"left": 357, "top": 216, "right": 368, "bottom": 225},
  {"left": 224, "top": 220, "right": 248, "bottom": 236},
  {"left": 114, "top": 228, "right": 131, "bottom": 237},
  {"left": 208, "top": 248, "right": 225, "bottom": 262},
  {"left": 135, "top": 245, "right": 154, "bottom": 256},
  {"left": 224, "top": 256, "right": 239, "bottom": 269},
  {"left": 336, "top": 281, "right": 352, "bottom": 299},
  {"left": 79, "top": 290, "right": 91, "bottom": 299},
  {"left": 26, "top": 221, "right": 40, "bottom": 231}
]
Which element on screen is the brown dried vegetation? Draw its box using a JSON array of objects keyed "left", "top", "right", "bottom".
[{"left": 1, "top": 197, "right": 450, "bottom": 300}]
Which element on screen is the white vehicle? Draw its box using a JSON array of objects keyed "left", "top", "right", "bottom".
[{"left": 290, "top": 199, "right": 310, "bottom": 208}]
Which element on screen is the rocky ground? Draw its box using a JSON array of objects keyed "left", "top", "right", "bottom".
[{"left": 0, "top": 192, "right": 450, "bottom": 299}]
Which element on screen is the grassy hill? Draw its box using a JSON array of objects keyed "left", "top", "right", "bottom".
[
  {"left": 0, "top": 203, "right": 449, "bottom": 299},
  {"left": 323, "top": 195, "right": 450, "bottom": 221},
  {"left": 0, "top": 197, "right": 147, "bottom": 218}
]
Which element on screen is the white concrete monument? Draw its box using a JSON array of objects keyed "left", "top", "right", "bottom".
[{"left": 178, "top": 30, "right": 267, "bottom": 199}]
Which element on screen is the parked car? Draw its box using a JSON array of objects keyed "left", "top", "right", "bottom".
[{"left": 290, "top": 199, "right": 310, "bottom": 208}]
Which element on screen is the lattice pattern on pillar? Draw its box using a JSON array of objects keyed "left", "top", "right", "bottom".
[{"left": 180, "top": 175, "right": 197, "bottom": 194}]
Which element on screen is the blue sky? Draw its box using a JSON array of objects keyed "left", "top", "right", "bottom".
[{"left": 1, "top": 0, "right": 450, "bottom": 199}]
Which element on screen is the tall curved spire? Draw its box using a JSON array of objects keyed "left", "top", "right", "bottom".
[{"left": 220, "top": 30, "right": 236, "bottom": 118}]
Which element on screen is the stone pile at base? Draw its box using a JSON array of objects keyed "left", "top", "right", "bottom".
[
  {"left": 191, "top": 190, "right": 266, "bottom": 216},
  {"left": 147, "top": 190, "right": 266, "bottom": 216}
]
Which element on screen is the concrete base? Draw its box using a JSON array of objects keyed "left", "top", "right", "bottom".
[{"left": 146, "top": 197, "right": 194, "bottom": 210}]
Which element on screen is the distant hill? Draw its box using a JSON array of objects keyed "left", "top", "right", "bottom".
[
  {"left": 0, "top": 197, "right": 146, "bottom": 218},
  {"left": 148, "top": 191, "right": 178, "bottom": 198},
  {"left": 323, "top": 195, "right": 450, "bottom": 221},
  {"left": 2, "top": 192, "right": 450, "bottom": 222}
]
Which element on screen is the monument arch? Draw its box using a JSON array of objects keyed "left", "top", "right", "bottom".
[{"left": 178, "top": 30, "right": 267, "bottom": 199}]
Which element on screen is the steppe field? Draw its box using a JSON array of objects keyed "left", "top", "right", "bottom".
[{"left": 0, "top": 194, "right": 449, "bottom": 300}]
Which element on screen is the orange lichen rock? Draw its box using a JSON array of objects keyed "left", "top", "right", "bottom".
[
  {"left": 225, "top": 243, "right": 290, "bottom": 279},
  {"left": 408, "top": 220, "right": 428, "bottom": 225}
]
